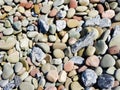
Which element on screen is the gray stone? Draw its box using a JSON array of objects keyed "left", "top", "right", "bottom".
[
  {"left": 14, "top": 62, "right": 23, "bottom": 73},
  {"left": 48, "top": 35, "right": 56, "bottom": 42},
  {"left": 53, "top": 0, "right": 64, "bottom": 7},
  {"left": 110, "top": 2, "right": 118, "bottom": 9},
  {"left": 13, "top": 21, "right": 22, "bottom": 31},
  {"left": 4, "top": 0, "right": 13, "bottom": 5},
  {"left": 113, "top": 86, "right": 120, "bottom": 90},
  {"left": 49, "top": 24, "right": 56, "bottom": 34},
  {"left": 70, "top": 56, "right": 84, "bottom": 65},
  {"left": 69, "top": 29, "right": 80, "bottom": 39},
  {"left": 2, "top": 63, "right": 14, "bottom": 79},
  {"left": 22, "top": 19, "right": 29, "bottom": 27},
  {"left": 27, "top": 25, "right": 35, "bottom": 31},
  {"left": 0, "top": 80, "right": 9, "bottom": 87},
  {"left": 82, "top": 69, "right": 97, "bottom": 87},
  {"left": 4, "top": 20, "right": 11, "bottom": 28},
  {"left": 51, "top": 58, "right": 62, "bottom": 65},
  {"left": 19, "top": 82, "right": 34, "bottom": 90},
  {"left": 56, "top": 20, "right": 66, "bottom": 31},
  {"left": 113, "top": 25, "right": 120, "bottom": 37},
  {"left": 100, "top": 54, "right": 115, "bottom": 68},
  {"left": 95, "top": 66, "right": 103, "bottom": 76},
  {"left": 3, "top": 80, "right": 15, "bottom": 90},
  {"left": 14, "top": 76, "right": 22, "bottom": 88},
  {"left": 56, "top": 10, "right": 66, "bottom": 19},
  {"left": 98, "top": 74, "right": 114, "bottom": 89},
  {"left": 115, "top": 69, "right": 120, "bottom": 81},
  {"left": 115, "top": 12, "right": 120, "bottom": 21},
  {"left": 3, "top": 28, "right": 13, "bottom": 36},
  {"left": 106, "top": 67, "right": 116, "bottom": 75},
  {"left": 41, "top": 4, "right": 51, "bottom": 14},
  {"left": 38, "top": 76, "right": 46, "bottom": 87},
  {"left": 71, "top": 82, "right": 84, "bottom": 90},
  {"left": 0, "top": 0, "right": 4, "bottom": 5},
  {"left": 99, "top": 18, "right": 111, "bottom": 28}
]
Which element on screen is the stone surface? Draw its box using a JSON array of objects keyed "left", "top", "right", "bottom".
[
  {"left": 53, "top": 49, "right": 65, "bottom": 59},
  {"left": 79, "top": 0, "right": 89, "bottom": 6},
  {"left": 14, "top": 62, "right": 23, "bottom": 73},
  {"left": 102, "top": 10, "right": 115, "bottom": 19},
  {"left": 71, "top": 82, "right": 84, "bottom": 90},
  {"left": 56, "top": 20, "right": 66, "bottom": 31},
  {"left": 64, "top": 61, "right": 74, "bottom": 72},
  {"left": 108, "top": 45, "right": 120, "bottom": 54},
  {"left": 115, "top": 69, "right": 120, "bottom": 81},
  {"left": 67, "top": 8, "right": 76, "bottom": 18},
  {"left": 58, "top": 70, "right": 67, "bottom": 82},
  {"left": 67, "top": 19, "right": 79, "bottom": 28},
  {"left": 19, "top": 82, "right": 34, "bottom": 90},
  {"left": 70, "top": 56, "right": 84, "bottom": 65}
]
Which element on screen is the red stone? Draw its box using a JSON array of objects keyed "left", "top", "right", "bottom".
[{"left": 97, "top": 4, "right": 104, "bottom": 14}]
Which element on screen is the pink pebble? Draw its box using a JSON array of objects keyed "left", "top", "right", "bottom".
[
  {"left": 102, "top": 10, "right": 115, "bottom": 19},
  {"left": 64, "top": 61, "right": 74, "bottom": 72},
  {"left": 69, "top": 0, "right": 78, "bottom": 8},
  {"left": 45, "top": 86, "right": 57, "bottom": 90}
]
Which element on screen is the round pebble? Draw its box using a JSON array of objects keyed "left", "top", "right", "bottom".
[
  {"left": 64, "top": 61, "right": 74, "bottom": 72},
  {"left": 53, "top": 49, "right": 65, "bottom": 59}
]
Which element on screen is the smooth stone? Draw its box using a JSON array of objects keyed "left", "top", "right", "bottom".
[
  {"left": 90, "top": 0, "right": 100, "bottom": 3},
  {"left": 97, "top": 4, "right": 104, "bottom": 14},
  {"left": 109, "top": 35, "right": 120, "bottom": 49},
  {"left": 18, "top": 6, "right": 25, "bottom": 13},
  {"left": 102, "top": 10, "right": 115, "bottom": 19},
  {"left": 4, "top": 20, "right": 11, "bottom": 27},
  {"left": 27, "top": 31, "right": 38, "bottom": 38},
  {"left": 14, "top": 62, "right": 23, "bottom": 73},
  {"left": 64, "top": 61, "right": 74, "bottom": 72},
  {"left": 53, "top": 0, "right": 64, "bottom": 7},
  {"left": 45, "top": 86, "right": 57, "bottom": 90},
  {"left": 53, "top": 43, "right": 67, "bottom": 50},
  {"left": 113, "top": 25, "right": 120, "bottom": 37},
  {"left": 53, "top": 49, "right": 65, "bottom": 59},
  {"left": 65, "top": 78, "right": 72, "bottom": 90},
  {"left": 67, "top": 19, "right": 79, "bottom": 28},
  {"left": 88, "top": 10, "right": 99, "bottom": 17},
  {"left": 106, "top": 67, "right": 116, "bottom": 75},
  {"left": 20, "top": 37, "right": 29, "bottom": 50},
  {"left": 2, "top": 63, "right": 14, "bottom": 79},
  {"left": 116, "top": 59, "right": 120, "bottom": 68},
  {"left": 22, "top": 19, "right": 29, "bottom": 27},
  {"left": 68, "top": 70, "right": 77, "bottom": 77},
  {"left": 41, "top": 4, "right": 51, "bottom": 14},
  {"left": 46, "top": 70, "right": 59, "bottom": 82},
  {"left": 67, "top": 8, "right": 76, "bottom": 18},
  {"left": 34, "top": 4, "right": 40, "bottom": 14},
  {"left": 98, "top": 74, "right": 114, "bottom": 89},
  {"left": 0, "top": 0, "right": 4, "bottom": 5},
  {"left": 39, "top": 76, "right": 46, "bottom": 87},
  {"left": 3, "top": 28, "right": 13, "bottom": 35},
  {"left": 115, "top": 12, "right": 120, "bottom": 21},
  {"left": 36, "top": 43, "right": 50, "bottom": 53},
  {"left": 86, "top": 45, "right": 96, "bottom": 56},
  {"left": 49, "top": 8, "right": 58, "bottom": 17},
  {"left": 69, "top": 0, "right": 77, "bottom": 8},
  {"left": 13, "top": 21, "right": 22, "bottom": 31},
  {"left": 56, "top": 10, "right": 67, "bottom": 19},
  {"left": 86, "top": 55, "right": 100, "bottom": 67},
  {"left": 0, "top": 80, "right": 9, "bottom": 87},
  {"left": 58, "top": 70, "right": 67, "bottom": 82},
  {"left": 49, "top": 24, "right": 56, "bottom": 34},
  {"left": 95, "top": 40, "right": 108, "bottom": 55},
  {"left": 100, "top": 54, "right": 115, "bottom": 68},
  {"left": 64, "top": 46, "right": 73, "bottom": 58},
  {"left": 99, "top": 18, "right": 111, "bottom": 27},
  {"left": 71, "top": 82, "right": 84, "bottom": 90},
  {"left": 114, "top": 86, "right": 120, "bottom": 90},
  {"left": 76, "top": 6, "right": 88, "bottom": 12},
  {"left": 69, "top": 29, "right": 80, "bottom": 39},
  {"left": 51, "top": 58, "right": 62, "bottom": 65},
  {"left": 32, "top": 78, "right": 38, "bottom": 89},
  {"left": 19, "top": 82, "right": 34, "bottom": 90},
  {"left": 20, "top": 71, "right": 29, "bottom": 81},
  {"left": 7, "top": 51, "right": 19, "bottom": 63},
  {"left": 82, "top": 69, "right": 97, "bottom": 86},
  {"left": 110, "top": 2, "right": 118, "bottom": 9},
  {"left": 70, "top": 56, "right": 84, "bottom": 65},
  {"left": 62, "top": 33, "right": 69, "bottom": 43},
  {"left": 79, "top": 0, "right": 89, "bottom": 6},
  {"left": 4, "top": 0, "right": 13, "bottom": 5},
  {"left": 0, "top": 36, "right": 16, "bottom": 50},
  {"left": 115, "top": 69, "right": 120, "bottom": 81},
  {"left": 108, "top": 45, "right": 120, "bottom": 55},
  {"left": 95, "top": 66, "right": 103, "bottom": 76},
  {"left": 56, "top": 20, "right": 66, "bottom": 31},
  {"left": 48, "top": 35, "right": 56, "bottom": 42}
]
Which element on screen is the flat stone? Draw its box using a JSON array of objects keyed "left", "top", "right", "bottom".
[
  {"left": 86, "top": 45, "right": 96, "bottom": 56},
  {"left": 95, "top": 66, "right": 103, "bottom": 76},
  {"left": 4, "top": 0, "right": 13, "bottom": 5},
  {"left": 100, "top": 54, "right": 115, "bottom": 68},
  {"left": 53, "top": 0, "right": 64, "bottom": 7},
  {"left": 108, "top": 45, "right": 120, "bottom": 55},
  {"left": 13, "top": 21, "right": 22, "bottom": 31},
  {"left": 22, "top": 19, "right": 29, "bottom": 27},
  {"left": 69, "top": 0, "right": 77, "bottom": 8},
  {"left": 56, "top": 20, "right": 66, "bottom": 31},
  {"left": 45, "top": 86, "right": 57, "bottom": 90},
  {"left": 68, "top": 29, "right": 80, "bottom": 39},
  {"left": 56, "top": 10, "right": 67, "bottom": 19},
  {"left": 19, "top": 82, "right": 34, "bottom": 90},
  {"left": 79, "top": 0, "right": 89, "bottom": 6},
  {"left": 115, "top": 69, "right": 120, "bottom": 81},
  {"left": 99, "top": 18, "right": 111, "bottom": 27},
  {"left": 68, "top": 70, "right": 77, "bottom": 77},
  {"left": 20, "top": 71, "right": 29, "bottom": 81},
  {"left": 46, "top": 70, "right": 58, "bottom": 83},
  {"left": 64, "top": 61, "right": 74, "bottom": 72},
  {"left": 82, "top": 69, "right": 97, "bottom": 86},
  {"left": 3, "top": 28, "right": 13, "bottom": 36},
  {"left": 70, "top": 56, "right": 84, "bottom": 65},
  {"left": 0, "top": 0, "right": 4, "bottom": 5},
  {"left": 4, "top": 20, "right": 11, "bottom": 27},
  {"left": 41, "top": 4, "right": 51, "bottom": 14},
  {"left": 0, "top": 80, "right": 9, "bottom": 88},
  {"left": 115, "top": 12, "right": 120, "bottom": 21},
  {"left": 98, "top": 74, "right": 114, "bottom": 89},
  {"left": 114, "top": 86, "right": 120, "bottom": 90},
  {"left": 113, "top": 25, "right": 120, "bottom": 37},
  {"left": 71, "top": 82, "right": 84, "bottom": 90},
  {"left": 14, "top": 62, "right": 23, "bottom": 73},
  {"left": 67, "top": 19, "right": 79, "bottom": 28},
  {"left": 76, "top": 6, "right": 88, "bottom": 12},
  {"left": 106, "top": 67, "right": 116, "bottom": 75},
  {"left": 49, "top": 24, "right": 56, "bottom": 34},
  {"left": 51, "top": 58, "right": 62, "bottom": 65},
  {"left": 34, "top": 4, "right": 40, "bottom": 14},
  {"left": 88, "top": 10, "right": 99, "bottom": 17},
  {"left": 53, "top": 43, "right": 67, "bottom": 50},
  {"left": 48, "top": 35, "right": 56, "bottom": 42},
  {"left": 18, "top": 6, "right": 25, "bottom": 13},
  {"left": 58, "top": 70, "right": 67, "bottom": 82},
  {"left": 116, "top": 59, "right": 120, "bottom": 68},
  {"left": 110, "top": 2, "right": 118, "bottom": 9},
  {"left": 2, "top": 63, "right": 14, "bottom": 79},
  {"left": 53, "top": 49, "right": 65, "bottom": 59},
  {"left": 102, "top": 10, "right": 115, "bottom": 19},
  {"left": 67, "top": 8, "right": 76, "bottom": 18},
  {"left": 49, "top": 8, "right": 58, "bottom": 17}
]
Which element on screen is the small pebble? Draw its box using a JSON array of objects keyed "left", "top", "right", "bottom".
[
  {"left": 64, "top": 61, "right": 74, "bottom": 72},
  {"left": 102, "top": 10, "right": 115, "bottom": 19}
]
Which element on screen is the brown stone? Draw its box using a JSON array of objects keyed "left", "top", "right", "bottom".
[
  {"left": 78, "top": 65, "right": 87, "bottom": 73},
  {"left": 97, "top": 4, "right": 104, "bottom": 14},
  {"left": 108, "top": 45, "right": 120, "bottom": 54},
  {"left": 30, "top": 68, "right": 39, "bottom": 77},
  {"left": 90, "top": 0, "right": 100, "bottom": 3},
  {"left": 58, "top": 85, "right": 65, "bottom": 90}
]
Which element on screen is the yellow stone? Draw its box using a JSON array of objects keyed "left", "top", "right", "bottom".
[
  {"left": 34, "top": 4, "right": 40, "bottom": 14},
  {"left": 67, "top": 19, "right": 79, "bottom": 28}
]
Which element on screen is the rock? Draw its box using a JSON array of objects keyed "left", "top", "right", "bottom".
[
  {"left": 97, "top": 4, "right": 104, "bottom": 14},
  {"left": 58, "top": 70, "right": 67, "bottom": 82},
  {"left": 18, "top": 6, "right": 25, "bottom": 14},
  {"left": 98, "top": 74, "right": 114, "bottom": 89},
  {"left": 115, "top": 69, "right": 120, "bottom": 81},
  {"left": 14, "top": 62, "right": 23, "bottom": 73},
  {"left": 20, "top": 37, "right": 29, "bottom": 50},
  {"left": 79, "top": 0, "right": 89, "bottom": 6},
  {"left": 88, "top": 10, "right": 99, "bottom": 17},
  {"left": 100, "top": 54, "right": 115, "bottom": 68},
  {"left": 13, "top": 21, "right": 22, "bottom": 31},
  {"left": 99, "top": 18, "right": 111, "bottom": 27},
  {"left": 51, "top": 58, "right": 62, "bottom": 65},
  {"left": 78, "top": 65, "right": 87, "bottom": 73},
  {"left": 65, "top": 78, "right": 72, "bottom": 90},
  {"left": 19, "top": 82, "right": 34, "bottom": 90},
  {"left": 109, "top": 35, "right": 120, "bottom": 49},
  {"left": 69, "top": 0, "right": 77, "bottom": 8},
  {"left": 68, "top": 70, "right": 77, "bottom": 77},
  {"left": 108, "top": 45, "right": 120, "bottom": 54},
  {"left": 67, "top": 8, "right": 76, "bottom": 18},
  {"left": 49, "top": 8, "right": 58, "bottom": 17},
  {"left": 0, "top": 0, "right": 4, "bottom": 5},
  {"left": 53, "top": 43, "right": 67, "bottom": 50},
  {"left": 90, "top": 0, "right": 100, "bottom": 3},
  {"left": 110, "top": 2, "right": 118, "bottom": 9},
  {"left": 95, "top": 40, "right": 108, "bottom": 55},
  {"left": 82, "top": 69, "right": 97, "bottom": 86},
  {"left": 53, "top": 49, "right": 65, "bottom": 59},
  {"left": 69, "top": 29, "right": 80, "bottom": 39},
  {"left": 49, "top": 24, "right": 56, "bottom": 34},
  {"left": 106, "top": 67, "right": 116, "bottom": 75},
  {"left": 34, "top": 4, "right": 40, "bottom": 14},
  {"left": 4, "top": 20, "right": 11, "bottom": 27},
  {"left": 68, "top": 38, "right": 77, "bottom": 45},
  {"left": 86, "top": 45, "right": 96, "bottom": 56},
  {"left": 114, "top": 86, "right": 120, "bottom": 90},
  {"left": 116, "top": 59, "right": 120, "bottom": 68},
  {"left": 76, "top": 6, "right": 88, "bottom": 12},
  {"left": 115, "top": 12, "right": 120, "bottom": 21},
  {"left": 45, "top": 86, "right": 57, "bottom": 90},
  {"left": 0, "top": 80, "right": 9, "bottom": 87},
  {"left": 113, "top": 25, "right": 120, "bottom": 37},
  {"left": 2, "top": 63, "right": 14, "bottom": 79},
  {"left": 71, "top": 82, "right": 84, "bottom": 90},
  {"left": 27, "top": 25, "right": 35, "bottom": 31},
  {"left": 62, "top": 33, "right": 69, "bottom": 43},
  {"left": 53, "top": 0, "right": 64, "bottom": 7},
  {"left": 36, "top": 43, "right": 50, "bottom": 53},
  {"left": 30, "top": 68, "right": 39, "bottom": 77},
  {"left": 46, "top": 70, "right": 58, "bottom": 82},
  {"left": 56, "top": 20, "right": 66, "bottom": 31},
  {"left": 64, "top": 61, "right": 74, "bottom": 72},
  {"left": 95, "top": 66, "right": 103, "bottom": 76},
  {"left": 86, "top": 55, "right": 100, "bottom": 67},
  {"left": 22, "top": 19, "right": 29, "bottom": 27},
  {"left": 48, "top": 35, "right": 56, "bottom": 42},
  {"left": 4, "top": 0, "right": 13, "bottom": 5},
  {"left": 58, "top": 85, "right": 65, "bottom": 90},
  {"left": 14, "top": 76, "right": 22, "bottom": 88},
  {"left": 67, "top": 19, "right": 79, "bottom": 28},
  {"left": 41, "top": 4, "right": 51, "bottom": 14},
  {"left": 3, "top": 28, "right": 13, "bottom": 36},
  {"left": 56, "top": 10, "right": 67, "bottom": 19},
  {"left": 70, "top": 56, "right": 84, "bottom": 65},
  {"left": 102, "top": 10, "right": 115, "bottom": 19},
  {"left": 20, "top": 71, "right": 29, "bottom": 81}
]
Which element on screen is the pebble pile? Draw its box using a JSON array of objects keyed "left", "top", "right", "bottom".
[{"left": 0, "top": 0, "right": 120, "bottom": 90}]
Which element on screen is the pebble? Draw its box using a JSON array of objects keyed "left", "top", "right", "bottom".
[
  {"left": 102, "top": 10, "right": 115, "bottom": 19},
  {"left": 97, "top": 4, "right": 104, "bottom": 14},
  {"left": 18, "top": 6, "right": 25, "bottom": 14},
  {"left": 20, "top": 71, "right": 29, "bottom": 81},
  {"left": 114, "top": 86, "right": 120, "bottom": 90},
  {"left": 51, "top": 58, "right": 62, "bottom": 65},
  {"left": 110, "top": 2, "right": 118, "bottom": 9},
  {"left": 58, "top": 70, "right": 67, "bottom": 82},
  {"left": 86, "top": 55, "right": 100, "bottom": 67},
  {"left": 95, "top": 66, "right": 103, "bottom": 76},
  {"left": 79, "top": 0, "right": 90, "bottom": 6},
  {"left": 53, "top": 0, "right": 64, "bottom": 7},
  {"left": 86, "top": 45, "right": 96, "bottom": 56},
  {"left": 64, "top": 61, "right": 74, "bottom": 72},
  {"left": 22, "top": 19, "right": 29, "bottom": 27},
  {"left": 68, "top": 70, "right": 77, "bottom": 77},
  {"left": 41, "top": 4, "right": 51, "bottom": 14},
  {"left": 0, "top": 0, "right": 4, "bottom": 5},
  {"left": 3, "top": 28, "right": 13, "bottom": 35},
  {"left": 100, "top": 54, "right": 115, "bottom": 68},
  {"left": 116, "top": 60, "right": 120, "bottom": 68},
  {"left": 53, "top": 49, "right": 65, "bottom": 59},
  {"left": 115, "top": 69, "right": 120, "bottom": 81},
  {"left": 82, "top": 69, "right": 97, "bottom": 86},
  {"left": 115, "top": 12, "right": 120, "bottom": 21},
  {"left": 90, "top": 0, "right": 100, "bottom": 3},
  {"left": 76, "top": 6, "right": 88, "bottom": 12},
  {"left": 34, "top": 4, "right": 40, "bottom": 14},
  {"left": 0, "top": 80, "right": 9, "bottom": 87},
  {"left": 71, "top": 82, "right": 84, "bottom": 90},
  {"left": 99, "top": 18, "right": 111, "bottom": 27},
  {"left": 53, "top": 43, "right": 67, "bottom": 50},
  {"left": 108, "top": 45, "right": 120, "bottom": 54},
  {"left": 2, "top": 63, "right": 14, "bottom": 79},
  {"left": 49, "top": 8, "right": 58, "bottom": 17},
  {"left": 4, "top": 0, "right": 13, "bottom": 5},
  {"left": 88, "top": 10, "right": 99, "bottom": 17},
  {"left": 56, "top": 20, "right": 66, "bottom": 31},
  {"left": 69, "top": 29, "right": 80, "bottom": 39},
  {"left": 19, "top": 82, "right": 34, "bottom": 90},
  {"left": 106, "top": 66, "right": 116, "bottom": 75},
  {"left": 67, "top": 8, "right": 76, "bottom": 18},
  {"left": 46, "top": 70, "right": 58, "bottom": 83},
  {"left": 67, "top": 19, "right": 79, "bottom": 28},
  {"left": 14, "top": 62, "right": 23, "bottom": 73},
  {"left": 70, "top": 56, "right": 84, "bottom": 65},
  {"left": 48, "top": 35, "right": 56, "bottom": 42},
  {"left": 13, "top": 21, "right": 22, "bottom": 31},
  {"left": 69, "top": 0, "right": 78, "bottom": 8},
  {"left": 49, "top": 24, "right": 56, "bottom": 34},
  {"left": 98, "top": 74, "right": 114, "bottom": 89},
  {"left": 45, "top": 86, "right": 57, "bottom": 90}
]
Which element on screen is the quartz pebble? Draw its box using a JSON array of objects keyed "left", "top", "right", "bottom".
[{"left": 19, "top": 82, "right": 34, "bottom": 90}]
